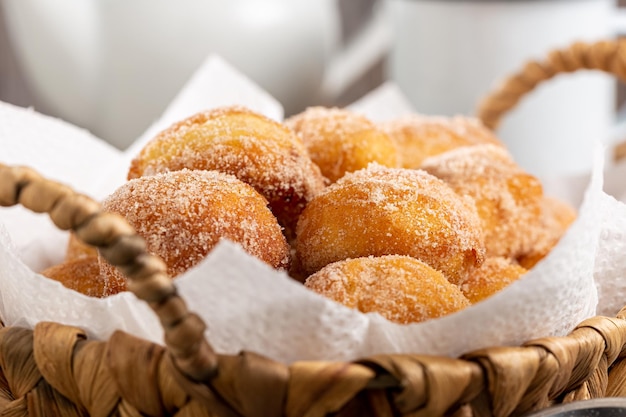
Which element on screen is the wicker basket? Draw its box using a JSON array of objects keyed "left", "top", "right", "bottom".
[{"left": 1, "top": 40, "right": 626, "bottom": 417}]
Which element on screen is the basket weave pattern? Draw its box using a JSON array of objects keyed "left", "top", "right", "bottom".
[{"left": 2, "top": 40, "right": 626, "bottom": 416}]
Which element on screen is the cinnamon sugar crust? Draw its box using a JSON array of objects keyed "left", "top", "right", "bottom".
[
  {"left": 285, "top": 106, "right": 399, "bottom": 183},
  {"left": 295, "top": 163, "right": 485, "bottom": 284},
  {"left": 100, "top": 169, "right": 290, "bottom": 282},
  {"left": 379, "top": 114, "right": 503, "bottom": 169},
  {"left": 128, "top": 106, "right": 326, "bottom": 239},
  {"left": 421, "top": 144, "right": 544, "bottom": 259},
  {"left": 305, "top": 255, "right": 470, "bottom": 324},
  {"left": 42, "top": 256, "right": 126, "bottom": 298},
  {"left": 460, "top": 256, "right": 527, "bottom": 304}
]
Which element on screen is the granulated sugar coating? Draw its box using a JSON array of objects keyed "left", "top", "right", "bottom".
[
  {"left": 65, "top": 232, "right": 98, "bottom": 261},
  {"left": 99, "top": 169, "right": 290, "bottom": 283},
  {"left": 285, "top": 106, "right": 398, "bottom": 183},
  {"left": 379, "top": 114, "right": 503, "bottom": 169},
  {"left": 127, "top": 106, "right": 326, "bottom": 239},
  {"left": 305, "top": 255, "right": 471, "bottom": 324},
  {"left": 421, "top": 144, "right": 544, "bottom": 259},
  {"left": 295, "top": 163, "right": 485, "bottom": 285},
  {"left": 517, "top": 196, "right": 577, "bottom": 269},
  {"left": 41, "top": 256, "right": 126, "bottom": 298},
  {"left": 460, "top": 256, "right": 527, "bottom": 304}
]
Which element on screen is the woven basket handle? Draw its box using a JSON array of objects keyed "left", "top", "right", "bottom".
[
  {"left": 477, "top": 39, "right": 626, "bottom": 161},
  {"left": 0, "top": 163, "right": 218, "bottom": 382}
]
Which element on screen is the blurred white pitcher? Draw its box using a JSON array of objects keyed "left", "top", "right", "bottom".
[
  {"left": 388, "top": 0, "right": 626, "bottom": 178},
  {"left": 1, "top": 0, "right": 390, "bottom": 149}
]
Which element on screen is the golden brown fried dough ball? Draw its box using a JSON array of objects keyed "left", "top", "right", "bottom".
[
  {"left": 295, "top": 164, "right": 485, "bottom": 284},
  {"left": 128, "top": 106, "right": 326, "bottom": 239},
  {"left": 100, "top": 169, "right": 290, "bottom": 282},
  {"left": 379, "top": 114, "right": 503, "bottom": 169},
  {"left": 284, "top": 106, "right": 398, "bottom": 183},
  {"left": 459, "top": 256, "right": 527, "bottom": 304},
  {"left": 65, "top": 232, "right": 98, "bottom": 261},
  {"left": 517, "top": 196, "right": 577, "bottom": 269},
  {"left": 421, "top": 144, "right": 543, "bottom": 259},
  {"left": 41, "top": 256, "right": 126, "bottom": 298},
  {"left": 305, "top": 255, "right": 470, "bottom": 324}
]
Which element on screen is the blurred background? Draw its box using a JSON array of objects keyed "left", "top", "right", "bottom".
[
  {"left": 0, "top": 0, "right": 383, "bottom": 136},
  {"left": 0, "top": 0, "right": 625, "bottom": 179}
]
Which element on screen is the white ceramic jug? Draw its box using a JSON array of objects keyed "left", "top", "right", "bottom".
[
  {"left": 1, "top": 0, "right": 389, "bottom": 148},
  {"left": 386, "top": 0, "right": 626, "bottom": 178}
]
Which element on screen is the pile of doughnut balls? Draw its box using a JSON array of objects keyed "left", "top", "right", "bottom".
[{"left": 41, "top": 106, "right": 576, "bottom": 324}]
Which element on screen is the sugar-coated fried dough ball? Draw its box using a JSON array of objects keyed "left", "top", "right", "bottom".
[
  {"left": 421, "top": 144, "right": 543, "bottom": 259},
  {"left": 41, "top": 256, "right": 126, "bottom": 298},
  {"left": 295, "top": 164, "right": 485, "bottom": 284},
  {"left": 305, "top": 255, "right": 471, "bottom": 324},
  {"left": 379, "top": 114, "right": 503, "bottom": 169},
  {"left": 65, "top": 232, "right": 98, "bottom": 261},
  {"left": 460, "top": 256, "right": 527, "bottom": 304},
  {"left": 285, "top": 107, "right": 398, "bottom": 182},
  {"left": 100, "top": 169, "right": 290, "bottom": 282},
  {"left": 517, "top": 196, "right": 577, "bottom": 269},
  {"left": 128, "top": 106, "right": 326, "bottom": 239}
]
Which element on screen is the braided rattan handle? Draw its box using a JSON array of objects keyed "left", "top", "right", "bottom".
[
  {"left": 478, "top": 39, "right": 626, "bottom": 161},
  {"left": 0, "top": 163, "right": 218, "bottom": 382}
]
